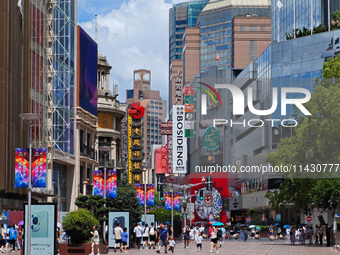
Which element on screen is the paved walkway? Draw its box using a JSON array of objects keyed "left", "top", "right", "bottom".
[
  {"left": 8, "top": 239, "right": 340, "bottom": 255},
  {"left": 105, "top": 239, "right": 340, "bottom": 255}
]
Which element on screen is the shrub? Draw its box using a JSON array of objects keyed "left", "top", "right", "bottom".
[{"left": 62, "top": 209, "right": 99, "bottom": 244}]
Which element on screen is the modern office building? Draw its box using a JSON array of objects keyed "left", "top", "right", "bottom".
[
  {"left": 271, "top": 0, "right": 340, "bottom": 43},
  {"left": 169, "top": 0, "right": 209, "bottom": 115},
  {"left": 224, "top": 29, "right": 340, "bottom": 224},
  {"left": 126, "top": 69, "right": 167, "bottom": 165},
  {"left": 198, "top": 0, "right": 271, "bottom": 75}
]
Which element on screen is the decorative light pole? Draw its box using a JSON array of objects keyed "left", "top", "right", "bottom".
[
  {"left": 98, "top": 145, "right": 113, "bottom": 243},
  {"left": 19, "top": 113, "right": 42, "bottom": 255}
]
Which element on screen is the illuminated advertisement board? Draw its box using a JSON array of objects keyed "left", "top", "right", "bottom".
[
  {"left": 77, "top": 26, "right": 98, "bottom": 116},
  {"left": 24, "top": 203, "right": 56, "bottom": 255}
]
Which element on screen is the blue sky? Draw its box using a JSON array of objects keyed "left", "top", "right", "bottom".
[{"left": 77, "top": 0, "right": 191, "bottom": 104}]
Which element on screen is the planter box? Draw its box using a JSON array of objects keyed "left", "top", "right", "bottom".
[
  {"left": 59, "top": 243, "right": 91, "bottom": 255},
  {"left": 99, "top": 244, "right": 108, "bottom": 254}
]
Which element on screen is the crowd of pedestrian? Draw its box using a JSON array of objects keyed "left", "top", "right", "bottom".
[{"left": 0, "top": 224, "right": 22, "bottom": 253}]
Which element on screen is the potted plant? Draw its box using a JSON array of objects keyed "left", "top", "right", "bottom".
[{"left": 60, "top": 209, "right": 99, "bottom": 255}]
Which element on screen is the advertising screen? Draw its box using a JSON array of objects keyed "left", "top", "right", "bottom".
[
  {"left": 24, "top": 203, "right": 56, "bottom": 255},
  {"left": 106, "top": 169, "right": 117, "bottom": 198},
  {"left": 141, "top": 214, "right": 155, "bottom": 227},
  {"left": 77, "top": 26, "right": 98, "bottom": 116},
  {"left": 94, "top": 169, "right": 104, "bottom": 197},
  {"left": 108, "top": 212, "right": 130, "bottom": 248}
]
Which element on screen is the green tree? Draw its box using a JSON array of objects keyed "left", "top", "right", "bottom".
[
  {"left": 265, "top": 54, "right": 340, "bottom": 213},
  {"left": 62, "top": 209, "right": 99, "bottom": 244},
  {"left": 148, "top": 207, "right": 181, "bottom": 224},
  {"left": 75, "top": 177, "right": 142, "bottom": 238}
]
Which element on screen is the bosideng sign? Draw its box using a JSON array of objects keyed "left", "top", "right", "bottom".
[
  {"left": 172, "top": 105, "right": 187, "bottom": 174},
  {"left": 201, "top": 84, "right": 311, "bottom": 127}
]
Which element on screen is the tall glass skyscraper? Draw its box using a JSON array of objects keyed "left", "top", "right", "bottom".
[
  {"left": 271, "top": 0, "right": 340, "bottom": 43},
  {"left": 199, "top": 0, "right": 271, "bottom": 72},
  {"left": 169, "top": 0, "right": 209, "bottom": 63}
]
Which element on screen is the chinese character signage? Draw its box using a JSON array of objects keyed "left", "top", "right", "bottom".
[
  {"left": 202, "top": 126, "right": 220, "bottom": 151},
  {"left": 172, "top": 105, "right": 187, "bottom": 174},
  {"left": 175, "top": 74, "right": 182, "bottom": 104},
  {"left": 106, "top": 169, "right": 117, "bottom": 198},
  {"left": 128, "top": 102, "right": 145, "bottom": 184},
  {"left": 94, "top": 169, "right": 104, "bottom": 196},
  {"left": 15, "top": 148, "right": 46, "bottom": 188},
  {"left": 184, "top": 86, "right": 195, "bottom": 138}
]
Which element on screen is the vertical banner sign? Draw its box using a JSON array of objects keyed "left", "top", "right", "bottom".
[
  {"left": 15, "top": 148, "right": 47, "bottom": 188},
  {"left": 106, "top": 169, "right": 117, "bottom": 198},
  {"left": 94, "top": 169, "right": 104, "bottom": 197},
  {"left": 175, "top": 73, "right": 182, "bottom": 104},
  {"left": 167, "top": 136, "right": 173, "bottom": 173},
  {"left": 184, "top": 87, "right": 195, "bottom": 138},
  {"left": 128, "top": 114, "right": 132, "bottom": 184},
  {"left": 173, "top": 192, "right": 180, "bottom": 210},
  {"left": 172, "top": 105, "right": 187, "bottom": 174},
  {"left": 15, "top": 148, "right": 29, "bottom": 188},
  {"left": 165, "top": 192, "right": 172, "bottom": 210},
  {"left": 146, "top": 184, "right": 154, "bottom": 206},
  {"left": 32, "top": 148, "right": 47, "bottom": 188},
  {"left": 136, "top": 184, "right": 144, "bottom": 206}
]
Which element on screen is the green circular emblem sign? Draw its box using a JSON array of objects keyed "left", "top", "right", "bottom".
[{"left": 202, "top": 126, "right": 220, "bottom": 151}]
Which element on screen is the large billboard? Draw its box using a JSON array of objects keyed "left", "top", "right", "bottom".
[
  {"left": 172, "top": 105, "right": 187, "bottom": 174},
  {"left": 108, "top": 212, "right": 130, "bottom": 248},
  {"left": 77, "top": 26, "right": 98, "bottom": 116},
  {"left": 15, "top": 148, "right": 46, "bottom": 188},
  {"left": 24, "top": 203, "right": 57, "bottom": 255}
]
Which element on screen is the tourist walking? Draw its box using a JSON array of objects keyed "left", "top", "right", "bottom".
[
  {"left": 209, "top": 226, "right": 219, "bottom": 253},
  {"left": 169, "top": 236, "right": 176, "bottom": 254},
  {"left": 134, "top": 222, "right": 144, "bottom": 250},
  {"left": 196, "top": 232, "right": 203, "bottom": 252},
  {"left": 121, "top": 227, "right": 129, "bottom": 253},
  {"left": 89, "top": 225, "right": 100, "bottom": 255},
  {"left": 149, "top": 223, "right": 156, "bottom": 249},
  {"left": 142, "top": 223, "right": 149, "bottom": 249},
  {"left": 114, "top": 222, "right": 123, "bottom": 252},
  {"left": 156, "top": 225, "right": 169, "bottom": 254}
]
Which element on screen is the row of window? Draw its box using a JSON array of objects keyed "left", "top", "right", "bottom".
[
  {"left": 240, "top": 26, "right": 266, "bottom": 31},
  {"left": 147, "top": 111, "right": 163, "bottom": 116},
  {"left": 148, "top": 105, "right": 163, "bottom": 109},
  {"left": 151, "top": 101, "right": 162, "bottom": 105}
]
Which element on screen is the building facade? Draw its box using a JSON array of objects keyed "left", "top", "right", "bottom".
[
  {"left": 271, "top": 0, "right": 340, "bottom": 43},
  {"left": 169, "top": 0, "right": 209, "bottom": 116},
  {"left": 198, "top": 0, "right": 271, "bottom": 75},
  {"left": 126, "top": 70, "right": 167, "bottom": 165}
]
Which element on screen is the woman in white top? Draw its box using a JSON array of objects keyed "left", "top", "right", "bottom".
[
  {"left": 142, "top": 224, "right": 149, "bottom": 249},
  {"left": 190, "top": 226, "right": 195, "bottom": 244},
  {"left": 210, "top": 226, "right": 219, "bottom": 253}
]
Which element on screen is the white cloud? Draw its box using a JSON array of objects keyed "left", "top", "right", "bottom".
[{"left": 79, "top": 0, "right": 173, "bottom": 106}]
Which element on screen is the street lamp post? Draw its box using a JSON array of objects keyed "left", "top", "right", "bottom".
[
  {"left": 20, "top": 113, "right": 42, "bottom": 255},
  {"left": 98, "top": 146, "right": 113, "bottom": 244}
]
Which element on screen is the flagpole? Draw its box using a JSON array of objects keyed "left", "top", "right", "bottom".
[
  {"left": 328, "top": 0, "right": 331, "bottom": 31},
  {"left": 311, "top": 0, "right": 313, "bottom": 35},
  {"left": 278, "top": 9, "right": 280, "bottom": 42},
  {"left": 294, "top": 0, "right": 296, "bottom": 39}
]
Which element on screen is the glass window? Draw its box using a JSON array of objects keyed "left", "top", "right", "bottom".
[
  {"left": 261, "top": 26, "right": 266, "bottom": 31},
  {"left": 249, "top": 26, "right": 256, "bottom": 31},
  {"left": 240, "top": 26, "right": 246, "bottom": 31}
]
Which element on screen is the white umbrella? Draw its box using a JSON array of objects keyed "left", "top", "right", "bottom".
[{"left": 249, "top": 225, "right": 256, "bottom": 229}]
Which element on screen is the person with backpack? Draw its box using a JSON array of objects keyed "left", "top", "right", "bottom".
[
  {"left": 149, "top": 223, "right": 156, "bottom": 249},
  {"left": 7, "top": 225, "right": 18, "bottom": 251},
  {"left": 142, "top": 223, "right": 149, "bottom": 249}
]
